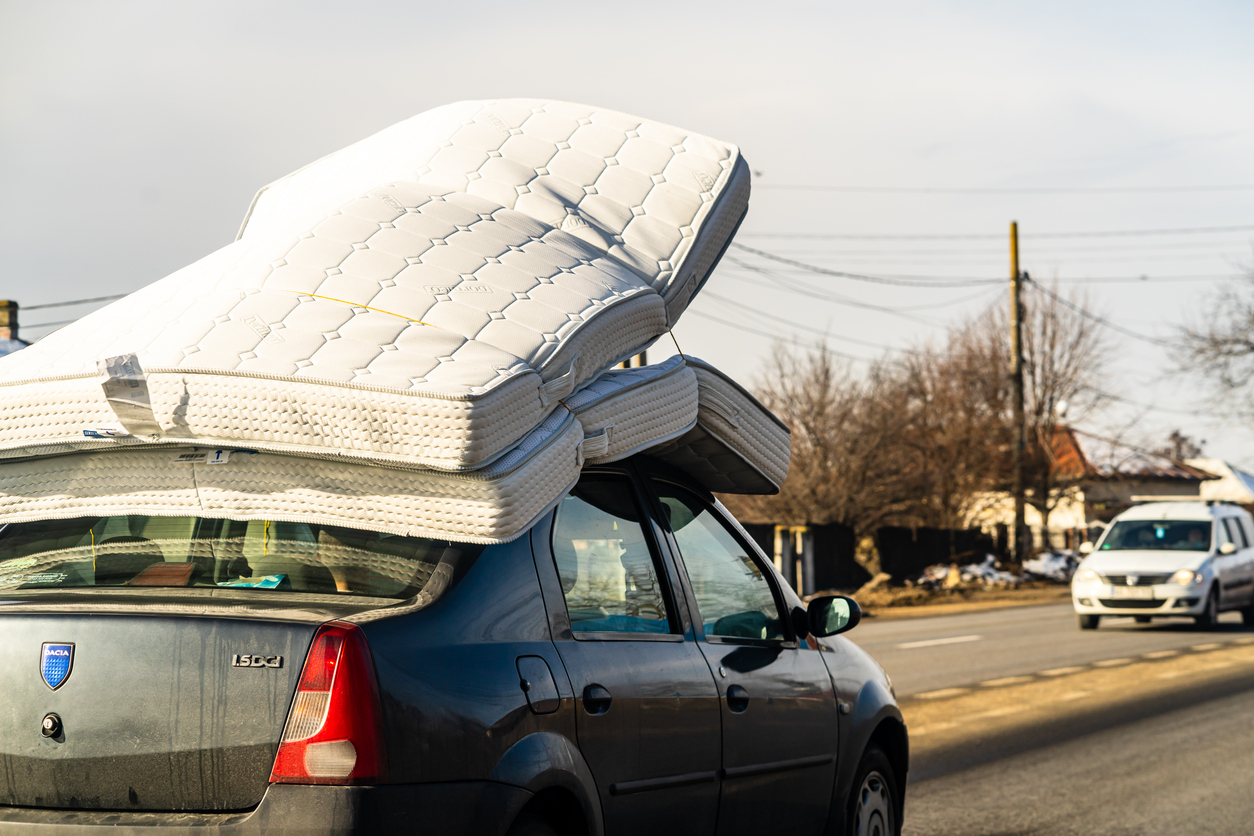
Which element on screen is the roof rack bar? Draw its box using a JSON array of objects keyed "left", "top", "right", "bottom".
[{"left": 1129, "top": 496, "right": 1235, "bottom": 505}]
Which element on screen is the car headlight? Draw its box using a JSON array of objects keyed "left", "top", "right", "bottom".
[
  {"left": 1075, "top": 569, "right": 1101, "bottom": 583},
  {"left": 1171, "top": 569, "right": 1203, "bottom": 586}
]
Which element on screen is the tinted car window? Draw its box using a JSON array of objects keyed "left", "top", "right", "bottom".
[
  {"left": 653, "top": 482, "right": 785, "bottom": 641},
  {"left": 0, "top": 515, "right": 479, "bottom": 599},
  {"left": 1099, "top": 520, "right": 1212, "bottom": 551},
  {"left": 552, "top": 477, "right": 673, "bottom": 635}
]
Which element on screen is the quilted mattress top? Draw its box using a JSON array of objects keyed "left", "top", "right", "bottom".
[{"left": 0, "top": 100, "right": 750, "bottom": 471}]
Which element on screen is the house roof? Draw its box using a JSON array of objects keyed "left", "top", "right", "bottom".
[
  {"left": 1188, "top": 457, "right": 1254, "bottom": 502},
  {"left": 1051, "top": 427, "right": 1217, "bottom": 482}
]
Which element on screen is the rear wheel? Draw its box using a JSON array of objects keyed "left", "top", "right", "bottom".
[
  {"left": 1195, "top": 588, "right": 1219, "bottom": 629},
  {"left": 1078, "top": 614, "right": 1101, "bottom": 630},
  {"left": 1134, "top": 616, "right": 1152, "bottom": 624},
  {"left": 1242, "top": 605, "right": 1254, "bottom": 626},
  {"left": 847, "top": 745, "right": 900, "bottom": 836},
  {"left": 504, "top": 813, "right": 558, "bottom": 836}
]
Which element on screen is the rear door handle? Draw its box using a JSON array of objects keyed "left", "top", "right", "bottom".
[
  {"left": 582, "top": 684, "right": 612, "bottom": 715},
  {"left": 726, "top": 684, "right": 750, "bottom": 713}
]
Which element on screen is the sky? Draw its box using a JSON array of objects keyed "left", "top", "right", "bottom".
[{"left": 3, "top": 0, "right": 1253, "bottom": 462}]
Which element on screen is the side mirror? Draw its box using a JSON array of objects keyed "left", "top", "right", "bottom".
[
  {"left": 1078, "top": 542, "right": 1094, "bottom": 555},
  {"left": 807, "top": 595, "right": 862, "bottom": 638},
  {"left": 1220, "top": 542, "right": 1237, "bottom": 555}
]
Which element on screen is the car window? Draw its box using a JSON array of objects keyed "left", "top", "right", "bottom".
[
  {"left": 1099, "top": 520, "right": 1212, "bottom": 551},
  {"left": 0, "top": 515, "right": 479, "bottom": 599},
  {"left": 551, "top": 476, "right": 674, "bottom": 635},
  {"left": 1228, "top": 516, "right": 1248, "bottom": 548},
  {"left": 1222, "top": 518, "right": 1247, "bottom": 548},
  {"left": 1219, "top": 519, "right": 1236, "bottom": 547},
  {"left": 652, "top": 482, "right": 785, "bottom": 642}
]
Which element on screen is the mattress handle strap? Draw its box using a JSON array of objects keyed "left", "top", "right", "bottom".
[
  {"left": 579, "top": 424, "right": 614, "bottom": 462},
  {"left": 538, "top": 356, "right": 580, "bottom": 408}
]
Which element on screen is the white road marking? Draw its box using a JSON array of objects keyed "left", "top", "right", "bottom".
[
  {"left": 1093, "top": 657, "right": 1133, "bottom": 667},
  {"left": 897, "top": 634, "right": 982, "bottom": 649},
  {"left": 981, "top": 675, "right": 1035, "bottom": 688},
  {"left": 1040, "top": 666, "right": 1087, "bottom": 677},
  {"left": 1191, "top": 642, "right": 1223, "bottom": 651},
  {"left": 1143, "top": 649, "right": 1181, "bottom": 659},
  {"left": 913, "top": 687, "right": 971, "bottom": 700}
]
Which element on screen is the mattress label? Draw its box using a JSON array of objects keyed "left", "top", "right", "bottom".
[
  {"left": 98, "top": 354, "right": 162, "bottom": 436},
  {"left": 173, "top": 449, "right": 233, "bottom": 465}
]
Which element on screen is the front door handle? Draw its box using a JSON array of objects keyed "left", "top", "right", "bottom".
[
  {"left": 726, "top": 684, "right": 750, "bottom": 713},
  {"left": 582, "top": 684, "right": 612, "bottom": 715}
]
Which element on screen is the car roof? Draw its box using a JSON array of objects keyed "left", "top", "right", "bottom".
[{"left": 1114, "top": 501, "right": 1243, "bottom": 522}]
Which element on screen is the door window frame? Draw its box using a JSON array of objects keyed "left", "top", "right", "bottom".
[
  {"left": 539, "top": 464, "right": 694, "bottom": 643},
  {"left": 639, "top": 465, "right": 800, "bottom": 650}
]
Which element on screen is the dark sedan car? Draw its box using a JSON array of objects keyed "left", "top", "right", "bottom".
[{"left": 0, "top": 456, "right": 907, "bottom": 836}]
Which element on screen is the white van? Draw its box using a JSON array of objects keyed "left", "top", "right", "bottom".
[{"left": 1071, "top": 501, "right": 1254, "bottom": 629}]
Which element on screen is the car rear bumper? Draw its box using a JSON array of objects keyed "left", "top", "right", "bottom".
[{"left": 0, "top": 782, "right": 533, "bottom": 836}]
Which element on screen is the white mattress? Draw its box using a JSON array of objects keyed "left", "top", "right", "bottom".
[
  {"left": 0, "top": 100, "right": 748, "bottom": 472},
  {"left": 238, "top": 99, "right": 750, "bottom": 328},
  {"left": 649, "top": 357, "right": 791, "bottom": 495},
  {"left": 0, "top": 357, "right": 701, "bottom": 543}
]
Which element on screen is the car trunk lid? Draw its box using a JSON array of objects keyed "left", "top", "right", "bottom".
[{"left": 0, "top": 606, "right": 327, "bottom": 812}]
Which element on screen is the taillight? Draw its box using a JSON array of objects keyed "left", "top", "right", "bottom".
[{"left": 270, "top": 621, "right": 387, "bottom": 784}]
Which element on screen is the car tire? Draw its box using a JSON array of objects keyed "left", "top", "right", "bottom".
[
  {"left": 1134, "top": 616, "right": 1151, "bottom": 624},
  {"left": 1078, "top": 614, "right": 1100, "bottom": 630},
  {"left": 1242, "top": 606, "right": 1254, "bottom": 627},
  {"left": 1194, "top": 588, "right": 1219, "bottom": 629},
  {"left": 847, "top": 744, "right": 900, "bottom": 836},
  {"left": 504, "top": 813, "right": 559, "bottom": 836}
]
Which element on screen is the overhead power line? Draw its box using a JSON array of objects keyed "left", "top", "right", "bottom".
[
  {"left": 24, "top": 318, "right": 79, "bottom": 330},
  {"left": 685, "top": 309, "right": 871, "bottom": 363},
  {"left": 729, "top": 243, "right": 999, "bottom": 288},
  {"left": 22, "top": 294, "right": 127, "bottom": 311},
  {"left": 1024, "top": 277, "right": 1175, "bottom": 347},
  {"left": 755, "top": 184, "right": 1254, "bottom": 195}
]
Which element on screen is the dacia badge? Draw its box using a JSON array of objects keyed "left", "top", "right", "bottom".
[{"left": 41, "top": 643, "right": 74, "bottom": 690}]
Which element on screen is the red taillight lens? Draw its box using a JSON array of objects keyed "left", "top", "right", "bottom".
[{"left": 270, "top": 621, "right": 387, "bottom": 785}]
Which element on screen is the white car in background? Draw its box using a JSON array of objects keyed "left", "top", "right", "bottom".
[{"left": 1071, "top": 501, "right": 1254, "bottom": 629}]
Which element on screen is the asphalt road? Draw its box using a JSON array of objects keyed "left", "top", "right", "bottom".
[
  {"left": 851, "top": 601, "right": 1253, "bottom": 697},
  {"left": 903, "top": 663, "right": 1254, "bottom": 835}
]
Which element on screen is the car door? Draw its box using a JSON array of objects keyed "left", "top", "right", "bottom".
[
  {"left": 648, "top": 476, "right": 840, "bottom": 836},
  {"left": 1222, "top": 516, "right": 1254, "bottom": 607},
  {"left": 1215, "top": 516, "right": 1244, "bottom": 608},
  {"left": 532, "top": 470, "right": 722, "bottom": 836}
]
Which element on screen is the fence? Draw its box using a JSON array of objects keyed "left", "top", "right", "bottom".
[
  {"left": 874, "top": 526, "right": 998, "bottom": 582},
  {"left": 742, "top": 522, "right": 871, "bottom": 596}
]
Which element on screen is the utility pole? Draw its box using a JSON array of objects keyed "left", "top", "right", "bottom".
[{"left": 1009, "top": 222, "right": 1027, "bottom": 564}]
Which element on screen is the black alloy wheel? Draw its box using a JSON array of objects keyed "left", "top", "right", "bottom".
[{"left": 847, "top": 745, "right": 900, "bottom": 836}]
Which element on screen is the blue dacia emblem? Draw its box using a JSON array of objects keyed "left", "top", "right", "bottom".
[{"left": 41, "top": 643, "right": 74, "bottom": 690}]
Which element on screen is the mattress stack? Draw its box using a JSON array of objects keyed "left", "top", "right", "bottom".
[{"left": 0, "top": 100, "right": 789, "bottom": 543}]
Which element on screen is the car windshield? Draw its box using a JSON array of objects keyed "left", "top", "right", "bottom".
[
  {"left": 0, "top": 515, "right": 481, "bottom": 599},
  {"left": 1099, "top": 520, "right": 1212, "bottom": 551}
]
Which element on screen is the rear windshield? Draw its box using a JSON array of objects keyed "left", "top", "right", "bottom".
[
  {"left": 0, "top": 516, "right": 482, "bottom": 599},
  {"left": 1099, "top": 520, "right": 1212, "bottom": 551}
]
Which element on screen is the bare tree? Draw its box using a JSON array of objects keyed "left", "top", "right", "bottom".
[
  {"left": 1179, "top": 272, "right": 1254, "bottom": 411},
  {"left": 721, "top": 343, "right": 913, "bottom": 540},
  {"left": 727, "top": 282, "right": 1108, "bottom": 550}
]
